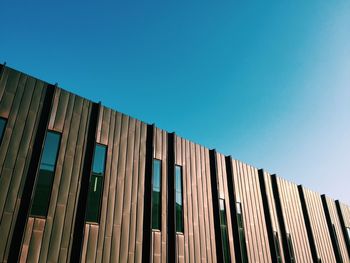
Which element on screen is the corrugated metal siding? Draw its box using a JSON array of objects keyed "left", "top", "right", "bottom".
[
  {"left": 302, "top": 187, "right": 336, "bottom": 262},
  {"left": 324, "top": 196, "right": 349, "bottom": 262},
  {"left": 19, "top": 88, "right": 92, "bottom": 263},
  {"left": 151, "top": 127, "right": 167, "bottom": 262},
  {"left": 0, "top": 64, "right": 349, "bottom": 263},
  {"left": 275, "top": 177, "right": 313, "bottom": 262},
  {"left": 215, "top": 153, "right": 236, "bottom": 262},
  {"left": 0, "top": 67, "right": 47, "bottom": 262},
  {"left": 80, "top": 107, "right": 147, "bottom": 263},
  {"left": 173, "top": 136, "right": 216, "bottom": 263},
  {"left": 231, "top": 160, "right": 271, "bottom": 262}
]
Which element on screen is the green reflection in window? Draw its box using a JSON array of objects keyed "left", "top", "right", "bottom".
[
  {"left": 287, "top": 233, "right": 296, "bottom": 263},
  {"left": 0, "top": 118, "right": 6, "bottom": 144},
  {"left": 219, "top": 199, "right": 231, "bottom": 263},
  {"left": 175, "top": 165, "right": 183, "bottom": 233},
  {"left": 86, "top": 144, "right": 107, "bottom": 223},
  {"left": 152, "top": 159, "right": 162, "bottom": 230},
  {"left": 273, "top": 231, "right": 282, "bottom": 263},
  {"left": 31, "top": 131, "right": 61, "bottom": 217},
  {"left": 236, "top": 202, "right": 248, "bottom": 263}
]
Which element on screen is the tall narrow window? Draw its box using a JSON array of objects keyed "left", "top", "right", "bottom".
[
  {"left": 332, "top": 224, "right": 343, "bottom": 262},
  {"left": 0, "top": 118, "right": 6, "bottom": 145},
  {"left": 86, "top": 144, "right": 107, "bottom": 223},
  {"left": 273, "top": 231, "right": 282, "bottom": 263},
  {"left": 347, "top": 227, "right": 350, "bottom": 242},
  {"left": 219, "top": 199, "right": 231, "bottom": 262},
  {"left": 236, "top": 202, "right": 248, "bottom": 262},
  {"left": 287, "top": 233, "right": 295, "bottom": 263},
  {"left": 30, "top": 131, "right": 61, "bottom": 217},
  {"left": 152, "top": 159, "right": 162, "bottom": 230},
  {"left": 175, "top": 165, "right": 183, "bottom": 233}
]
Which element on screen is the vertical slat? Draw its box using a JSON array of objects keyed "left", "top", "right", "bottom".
[
  {"left": 70, "top": 102, "right": 100, "bottom": 262},
  {"left": 7, "top": 85, "right": 55, "bottom": 263},
  {"left": 209, "top": 150, "right": 224, "bottom": 263},
  {"left": 110, "top": 114, "right": 129, "bottom": 261}
]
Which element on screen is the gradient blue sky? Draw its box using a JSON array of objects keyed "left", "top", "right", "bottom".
[{"left": 1, "top": 1, "right": 349, "bottom": 203}]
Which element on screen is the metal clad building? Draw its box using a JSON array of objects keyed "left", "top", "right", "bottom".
[{"left": 0, "top": 64, "right": 349, "bottom": 262}]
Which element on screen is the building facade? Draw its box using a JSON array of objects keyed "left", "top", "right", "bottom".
[{"left": 0, "top": 64, "right": 349, "bottom": 263}]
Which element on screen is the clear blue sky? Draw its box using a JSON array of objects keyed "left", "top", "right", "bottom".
[{"left": 1, "top": 1, "right": 349, "bottom": 203}]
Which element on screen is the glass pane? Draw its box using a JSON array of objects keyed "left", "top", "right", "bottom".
[
  {"left": 0, "top": 118, "right": 6, "bottom": 143},
  {"left": 175, "top": 165, "right": 183, "bottom": 233},
  {"left": 273, "top": 231, "right": 282, "bottom": 262},
  {"left": 219, "top": 199, "right": 231, "bottom": 262},
  {"left": 287, "top": 234, "right": 295, "bottom": 262},
  {"left": 236, "top": 202, "right": 248, "bottom": 262},
  {"left": 347, "top": 227, "right": 350, "bottom": 241},
  {"left": 92, "top": 144, "right": 107, "bottom": 175},
  {"left": 152, "top": 159, "right": 161, "bottom": 230},
  {"left": 86, "top": 144, "right": 107, "bottom": 223},
  {"left": 31, "top": 131, "right": 61, "bottom": 216}
]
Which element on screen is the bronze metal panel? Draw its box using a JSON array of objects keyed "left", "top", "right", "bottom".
[
  {"left": 216, "top": 153, "right": 236, "bottom": 262},
  {"left": 102, "top": 111, "right": 122, "bottom": 263},
  {"left": 337, "top": 202, "right": 350, "bottom": 254},
  {"left": 0, "top": 68, "right": 47, "bottom": 262},
  {"left": 48, "top": 88, "right": 60, "bottom": 130},
  {"left": 276, "top": 177, "right": 313, "bottom": 262},
  {"left": 53, "top": 90, "right": 69, "bottom": 132},
  {"left": 110, "top": 114, "right": 129, "bottom": 261},
  {"left": 27, "top": 218, "right": 46, "bottom": 263},
  {"left": 95, "top": 109, "right": 115, "bottom": 263},
  {"left": 19, "top": 217, "right": 34, "bottom": 262},
  {"left": 81, "top": 224, "right": 90, "bottom": 262},
  {"left": 324, "top": 196, "right": 349, "bottom": 261},
  {"left": 302, "top": 187, "right": 336, "bottom": 262}
]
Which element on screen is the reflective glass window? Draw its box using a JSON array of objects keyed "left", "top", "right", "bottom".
[
  {"left": 152, "top": 159, "right": 162, "bottom": 230},
  {"left": 86, "top": 144, "right": 107, "bottom": 223},
  {"left": 30, "top": 131, "right": 61, "bottom": 216},
  {"left": 175, "top": 165, "right": 183, "bottom": 233}
]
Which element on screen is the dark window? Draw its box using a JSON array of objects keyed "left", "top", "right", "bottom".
[
  {"left": 236, "top": 202, "right": 248, "bottom": 262},
  {"left": 0, "top": 118, "right": 6, "bottom": 145},
  {"left": 287, "top": 233, "right": 295, "bottom": 263},
  {"left": 347, "top": 227, "right": 350, "bottom": 242},
  {"left": 86, "top": 144, "right": 107, "bottom": 223},
  {"left": 273, "top": 231, "right": 282, "bottom": 263},
  {"left": 219, "top": 199, "right": 231, "bottom": 263},
  {"left": 332, "top": 224, "right": 343, "bottom": 262},
  {"left": 152, "top": 159, "right": 162, "bottom": 230},
  {"left": 30, "top": 131, "right": 61, "bottom": 217},
  {"left": 175, "top": 165, "right": 183, "bottom": 233}
]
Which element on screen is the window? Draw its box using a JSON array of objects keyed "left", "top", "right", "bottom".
[
  {"left": 287, "top": 233, "right": 295, "bottom": 263},
  {"left": 347, "top": 227, "right": 350, "bottom": 242},
  {"left": 0, "top": 118, "right": 6, "bottom": 145},
  {"left": 175, "top": 165, "right": 183, "bottom": 233},
  {"left": 219, "top": 199, "right": 231, "bottom": 263},
  {"left": 236, "top": 202, "right": 248, "bottom": 262},
  {"left": 152, "top": 159, "right": 162, "bottom": 230},
  {"left": 332, "top": 224, "right": 343, "bottom": 262},
  {"left": 273, "top": 231, "right": 282, "bottom": 263},
  {"left": 30, "top": 131, "right": 61, "bottom": 217},
  {"left": 86, "top": 144, "right": 107, "bottom": 223}
]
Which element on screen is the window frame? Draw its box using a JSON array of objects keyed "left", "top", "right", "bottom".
[
  {"left": 287, "top": 233, "right": 295, "bottom": 263},
  {"left": 273, "top": 231, "right": 282, "bottom": 263},
  {"left": 30, "top": 130, "right": 62, "bottom": 218},
  {"left": 236, "top": 202, "right": 248, "bottom": 263},
  {"left": 175, "top": 164, "right": 184, "bottom": 234},
  {"left": 151, "top": 158, "right": 162, "bottom": 231},
  {"left": 219, "top": 198, "right": 231, "bottom": 263},
  {"left": 85, "top": 143, "right": 107, "bottom": 224}
]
